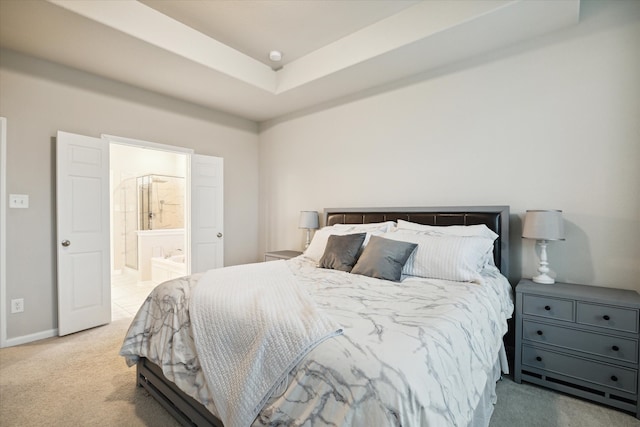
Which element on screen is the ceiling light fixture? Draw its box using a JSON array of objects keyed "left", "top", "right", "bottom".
[{"left": 269, "top": 50, "right": 282, "bottom": 62}]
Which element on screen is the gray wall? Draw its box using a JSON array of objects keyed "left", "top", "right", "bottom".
[
  {"left": 258, "top": 0, "right": 640, "bottom": 290},
  {"left": 0, "top": 50, "right": 260, "bottom": 340}
]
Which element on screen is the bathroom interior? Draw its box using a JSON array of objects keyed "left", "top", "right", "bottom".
[{"left": 110, "top": 143, "right": 188, "bottom": 317}]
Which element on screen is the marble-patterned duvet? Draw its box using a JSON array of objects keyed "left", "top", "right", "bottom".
[{"left": 120, "top": 256, "right": 514, "bottom": 427}]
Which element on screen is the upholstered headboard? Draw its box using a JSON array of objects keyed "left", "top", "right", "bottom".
[{"left": 325, "top": 206, "right": 510, "bottom": 277}]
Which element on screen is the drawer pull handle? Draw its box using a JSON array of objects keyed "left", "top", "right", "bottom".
[
  {"left": 536, "top": 356, "right": 542, "bottom": 362},
  {"left": 612, "top": 345, "right": 620, "bottom": 351},
  {"left": 603, "top": 315, "right": 610, "bottom": 321},
  {"left": 611, "top": 375, "right": 618, "bottom": 382},
  {"left": 536, "top": 330, "right": 543, "bottom": 336},
  {"left": 544, "top": 305, "right": 551, "bottom": 311}
]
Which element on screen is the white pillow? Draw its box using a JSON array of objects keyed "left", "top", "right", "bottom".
[
  {"left": 304, "top": 224, "right": 391, "bottom": 262},
  {"left": 333, "top": 221, "right": 396, "bottom": 233},
  {"left": 396, "top": 219, "right": 499, "bottom": 241},
  {"left": 385, "top": 230, "right": 495, "bottom": 283}
]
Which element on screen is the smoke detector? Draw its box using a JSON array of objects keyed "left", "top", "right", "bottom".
[{"left": 269, "top": 50, "right": 282, "bottom": 62}]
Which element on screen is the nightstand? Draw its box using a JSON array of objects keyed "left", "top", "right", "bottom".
[
  {"left": 514, "top": 279, "right": 640, "bottom": 418},
  {"left": 264, "top": 250, "right": 303, "bottom": 262}
]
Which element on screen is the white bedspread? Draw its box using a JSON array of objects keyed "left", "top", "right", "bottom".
[
  {"left": 190, "top": 260, "right": 342, "bottom": 427},
  {"left": 120, "top": 256, "right": 514, "bottom": 427}
]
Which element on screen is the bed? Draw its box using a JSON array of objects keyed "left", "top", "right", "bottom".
[{"left": 120, "top": 206, "right": 514, "bottom": 427}]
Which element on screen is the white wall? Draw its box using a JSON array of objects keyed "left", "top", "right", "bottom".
[
  {"left": 0, "top": 50, "right": 260, "bottom": 341},
  {"left": 258, "top": 0, "right": 640, "bottom": 290},
  {"left": 111, "top": 143, "right": 187, "bottom": 178}
]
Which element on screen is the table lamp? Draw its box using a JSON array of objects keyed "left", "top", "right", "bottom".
[
  {"left": 299, "top": 211, "right": 319, "bottom": 249},
  {"left": 522, "top": 209, "right": 565, "bottom": 284}
]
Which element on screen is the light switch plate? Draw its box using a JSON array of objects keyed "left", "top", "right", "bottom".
[{"left": 9, "top": 194, "right": 29, "bottom": 208}]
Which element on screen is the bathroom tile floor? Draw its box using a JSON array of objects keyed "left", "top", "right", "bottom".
[{"left": 111, "top": 272, "right": 158, "bottom": 321}]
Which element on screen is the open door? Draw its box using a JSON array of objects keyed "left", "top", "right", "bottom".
[
  {"left": 190, "top": 154, "right": 223, "bottom": 273},
  {"left": 56, "top": 131, "right": 110, "bottom": 336},
  {"left": 55, "top": 132, "right": 221, "bottom": 335}
]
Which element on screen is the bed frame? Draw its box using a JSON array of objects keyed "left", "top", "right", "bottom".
[{"left": 136, "top": 205, "right": 510, "bottom": 426}]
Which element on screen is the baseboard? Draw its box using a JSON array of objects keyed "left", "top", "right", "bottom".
[{"left": 3, "top": 328, "right": 58, "bottom": 348}]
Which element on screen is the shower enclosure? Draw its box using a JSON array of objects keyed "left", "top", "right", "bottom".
[
  {"left": 137, "top": 174, "right": 185, "bottom": 231},
  {"left": 121, "top": 174, "right": 185, "bottom": 271}
]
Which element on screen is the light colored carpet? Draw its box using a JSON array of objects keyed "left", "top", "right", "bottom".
[
  {"left": 1, "top": 318, "right": 638, "bottom": 426},
  {"left": 0, "top": 319, "right": 180, "bottom": 427},
  {"left": 492, "top": 375, "right": 639, "bottom": 427}
]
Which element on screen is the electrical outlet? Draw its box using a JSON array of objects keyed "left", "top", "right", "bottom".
[{"left": 10, "top": 298, "right": 24, "bottom": 313}]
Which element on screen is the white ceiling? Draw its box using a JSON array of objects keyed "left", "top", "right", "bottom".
[
  {"left": 140, "top": 0, "right": 421, "bottom": 67},
  {"left": 0, "top": 0, "right": 580, "bottom": 122}
]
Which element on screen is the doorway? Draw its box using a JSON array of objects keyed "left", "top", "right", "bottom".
[
  {"left": 56, "top": 131, "right": 223, "bottom": 336},
  {"left": 109, "top": 142, "right": 188, "bottom": 320}
]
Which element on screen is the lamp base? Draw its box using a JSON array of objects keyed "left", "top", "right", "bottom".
[
  {"left": 532, "top": 239, "right": 556, "bottom": 284},
  {"left": 533, "top": 272, "right": 555, "bottom": 285},
  {"left": 304, "top": 229, "right": 312, "bottom": 250}
]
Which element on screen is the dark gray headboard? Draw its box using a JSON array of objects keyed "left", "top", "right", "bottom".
[{"left": 325, "top": 206, "right": 510, "bottom": 277}]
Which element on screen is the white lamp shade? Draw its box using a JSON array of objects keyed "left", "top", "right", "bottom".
[
  {"left": 522, "top": 210, "right": 565, "bottom": 241},
  {"left": 298, "top": 211, "right": 319, "bottom": 229}
]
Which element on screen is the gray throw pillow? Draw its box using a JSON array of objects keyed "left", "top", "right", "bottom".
[
  {"left": 351, "top": 235, "right": 417, "bottom": 282},
  {"left": 318, "top": 233, "right": 367, "bottom": 272}
]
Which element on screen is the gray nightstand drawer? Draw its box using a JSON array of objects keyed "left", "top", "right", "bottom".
[
  {"left": 516, "top": 279, "right": 640, "bottom": 418},
  {"left": 523, "top": 294, "right": 574, "bottom": 322},
  {"left": 522, "top": 345, "right": 638, "bottom": 394},
  {"left": 577, "top": 302, "right": 639, "bottom": 333},
  {"left": 523, "top": 320, "right": 638, "bottom": 363}
]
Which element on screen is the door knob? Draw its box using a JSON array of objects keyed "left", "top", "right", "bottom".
[
  {"left": 61, "top": 240, "right": 71, "bottom": 247},
  {"left": 217, "top": 233, "right": 223, "bottom": 238}
]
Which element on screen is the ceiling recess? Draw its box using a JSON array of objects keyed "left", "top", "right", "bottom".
[{"left": 0, "top": 0, "right": 581, "bottom": 122}]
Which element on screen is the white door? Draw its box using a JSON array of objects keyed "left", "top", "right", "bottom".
[
  {"left": 190, "top": 155, "right": 224, "bottom": 273},
  {"left": 56, "top": 131, "right": 110, "bottom": 336}
]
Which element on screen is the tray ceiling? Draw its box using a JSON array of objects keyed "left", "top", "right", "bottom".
[{"left": 0, "top": 0, "right": 580, "bottom": 122}]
